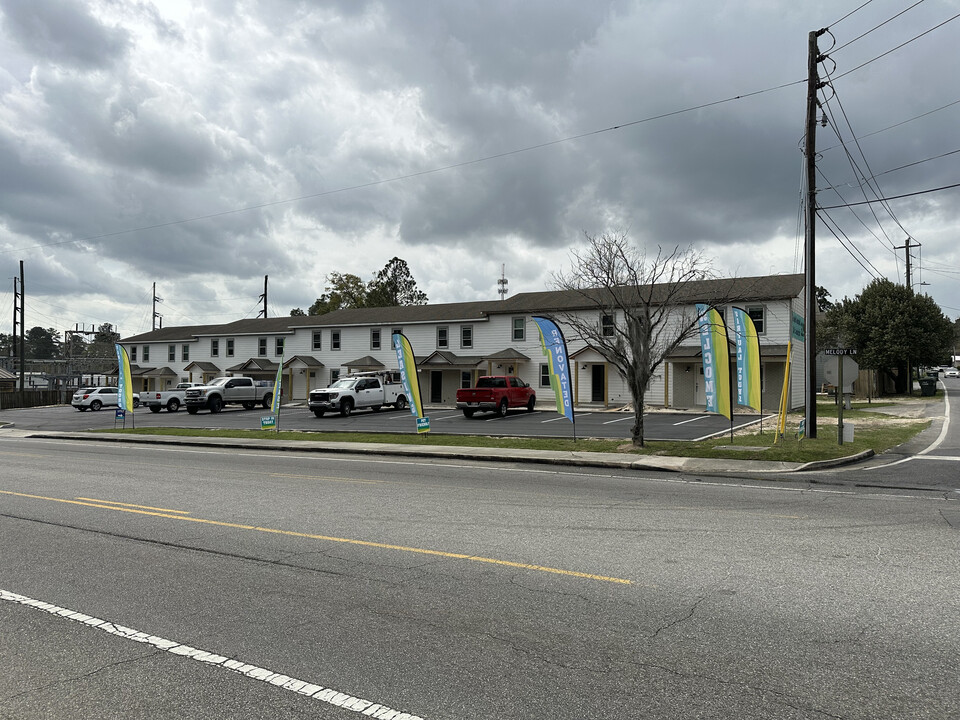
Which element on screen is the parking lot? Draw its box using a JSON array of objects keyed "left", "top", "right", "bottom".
[{"left": 2, "top": 402, "right": 766, "bottom": 441}]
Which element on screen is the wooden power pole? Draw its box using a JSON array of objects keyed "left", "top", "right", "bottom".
[{"left": 804, "top": 30, "right": 825, "bottom": 439}]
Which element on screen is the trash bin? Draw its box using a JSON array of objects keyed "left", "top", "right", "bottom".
[{"left": 919, "top": 377, "right": 937, "bottom": 396}]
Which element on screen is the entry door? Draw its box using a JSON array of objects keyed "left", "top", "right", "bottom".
[
  {"left": 430, "top": 371, "right": 443, "bottom": 404},
  {"left": 695, "top": 367, "right": 706, "bottom": 405},
  {"left": 591, "top": 364, "right": 605, "bottom": 402}
]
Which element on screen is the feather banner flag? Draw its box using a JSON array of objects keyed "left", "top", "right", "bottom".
[
  {"left": 270, "top": 354, "right": 283, "bottom": 416},
  {"left": 532, "top": 316, "right": 575, "bottom": 425},
  {"left": 695, "top": 304, "right": 732, "bottom": 420},
  {"left": 731, "top": 307, "right": 762, "bottom": 413},
  {"left": 393, "top": 332, "right": 428, "bottom": 432},
  {"left": 115, "top": 344, "right": 135, "bottom": 412}
]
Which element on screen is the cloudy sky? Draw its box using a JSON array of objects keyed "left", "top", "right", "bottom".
[{"left": 1, "top": 0, "right": 958, "bottom": 340}]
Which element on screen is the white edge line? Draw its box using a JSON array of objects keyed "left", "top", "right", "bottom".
[
  {"left": 0, "top": 589, "right": 425, "bottom": 720},
  {"left": 865, "top": 382, "right": 952, "bottom": 471}
]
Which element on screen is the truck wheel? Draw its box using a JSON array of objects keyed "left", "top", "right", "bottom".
[
  {"left": 149, "top": 406, "right": 161, "bottom": 413},
  {"left": 340, "top": 399, "right": 353, "bottom": 417},
  {"left": 91, "top": 400, "right": 102, "bottom": 411},
  {"left": 313, "top": 409, "right": 325, "bottom": 418},
  {"left": 242, "top": 401, "right": 255, "bottom": 410},
  {"left": 262, "top": 393, "right": 273, "bottom": 409},
  {"left": 133, "top": 398, "right": 140, "bottom": 408},
  {"left": 526, "top": 396, "right": 536, "bottom": 412},
  {"left": 167, "top": 399, "right": 180, "bottom": 412},
  {"left": 371, "top": 405, "right": 381, "bottom": 412},
  {"left": 462, "top": 409, "right": 475, "bottom": 418},
  {"left": 187, "top": 407, "right": 199, "bottom": 415},
  {"left": 209, "top": 396, "right": 223, "bottom": 414},
  {"left": 497, "top": 398, "right": 508, "bottom": 417},
  {"left": 395, "top": 396, "right": 407, "bottom": 411}
]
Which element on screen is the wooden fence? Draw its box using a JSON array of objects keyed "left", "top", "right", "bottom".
[{"left": 0, "top": 390, "right": 69, "bottom": 410}]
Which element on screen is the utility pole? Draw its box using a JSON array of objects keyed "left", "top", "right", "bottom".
[
  {"left": 258, "top": 275, "right": 268, "bottom": 318},
  {"left": 894, "top": 237, "right": 917, "bottom": 292},
  {"left": 17, "top": 261, "right": 25, "bottom": 392},
  {"left": 152, "top": 282, "right": 163, "bottom": 330},
  {"left": 804, "top": 29, "right": 825, "bottom": 439}
]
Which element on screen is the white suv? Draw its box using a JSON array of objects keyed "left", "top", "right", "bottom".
[{"left": 71, "top": 387, "right": 140, "bottom": 411}]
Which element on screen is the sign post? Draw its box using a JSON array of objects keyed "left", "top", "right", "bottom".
[{"left": 824, "top": 349, "right": 857, "bottom": 445}]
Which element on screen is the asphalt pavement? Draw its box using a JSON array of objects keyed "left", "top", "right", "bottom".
[{"left": 2, "top": 389, "right": 952, "bottom": 481}]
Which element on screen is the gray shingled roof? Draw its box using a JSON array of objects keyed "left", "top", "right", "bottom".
[{"left": 120, "top": 274, "right": 803, "bottom": 342}]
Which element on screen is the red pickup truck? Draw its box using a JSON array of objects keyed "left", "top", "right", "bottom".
[{"left": 455, "top": 376, "right": 536, "bottom": 418}]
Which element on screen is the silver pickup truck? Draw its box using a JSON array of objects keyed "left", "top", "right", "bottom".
[
  {"left": 142, "top": 382, "right": 203, "bottom": 413},
  {"left": 184, "top": 376, "right": 274, "bottom": 414}
]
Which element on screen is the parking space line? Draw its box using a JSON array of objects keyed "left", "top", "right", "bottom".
[
  {"left": 602, "top": 416, "right": 632, "bottom": 425},
  {"left": 672, "top": 416, "right": 709, "bottom": 426}
]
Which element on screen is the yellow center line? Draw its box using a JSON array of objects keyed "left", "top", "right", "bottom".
[
  {"left": 75, "top": 497, "right": 191, "bottom": 514},
  {"left": 0, "top": 489, "right": 632, "bottom": 585}
]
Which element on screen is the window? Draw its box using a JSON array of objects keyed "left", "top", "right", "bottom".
[
  {"left": 275, "top": 337, "right": 284, "bottom": 356},
  {"left": 330, "top": 369, "right": 340, "bottom": 383},
  {"left": 540, "top": 363, "right": 551, "bottom": 387},
  {"left": 182, "top": 344, "right": 189, "bottom": 362},
  {"left": 437, "top": 326, "right": 448, "bottom": 349},
  {"left": 168, "top": 345, "right": 176, "bottom": 362},
  {"left": 747, "top": 306, "right": 765, "bottom": 334},
  {"left": 312, "top": 331, "right": 322, "bottom": 351},
  {"left": 226, "top": 339, "right": 234, "bottom": 357},
  {"left": 512, "top": 317, "right": 525, "bottom": 342},
  {"left": 601, "top": 314, "right": 615, "bottom": 337},
  {"left": 392, "top": 327, "right": 403, "bottom": 338},
  {"left": 332, "top": 330, "right": 341, "bottom": 350},
  {"left": 461, "top": 372, "right": 472, "bottom": 389},
  {"left": 460, "top": 325, "right": 473, "bottom": 349},
  {"left": 258, "top": 338, "right": 267, "bottom": 357},
  {"left": 211, "top": 339, "right": 219, "bottom": 357},
  {"left": 143, "top": 345, "right": 150, "bottom": 362},
  {"left": 370, "top": 328, "right": 381, "bottom": 351},
  {"left": 131, "top": 346, "right": 137, "bottom": 362}
]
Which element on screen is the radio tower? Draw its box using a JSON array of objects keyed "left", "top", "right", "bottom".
[{"left": 497, "top": 264, "right": 509, "bottom": 301}]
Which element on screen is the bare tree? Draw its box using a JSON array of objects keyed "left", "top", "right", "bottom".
[{"left": 552, "top": 231, "right": 716, "bottom": 447}]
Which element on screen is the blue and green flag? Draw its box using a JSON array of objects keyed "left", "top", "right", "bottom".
[
  {"left": 393, "top": 332, "right": 428, "bottom": 432},
  {"left": 731, "top": 307, "right": 762, "bottom": 412},
  {"left": 271, "top": 354, "right": 283, "bottom": 415},
  {"left": 115, "top": 344, "right": 135, "bottom": 412},
  {"left": 532, "top": 316, "right": 574, "bottom": 424},
  {"left": 695, "top": 304, "right": 731, "bottom": 420}
]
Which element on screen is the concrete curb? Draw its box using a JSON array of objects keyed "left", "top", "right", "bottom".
[{"left": 14, "top": 430, "right": 874, "bottom": 476}]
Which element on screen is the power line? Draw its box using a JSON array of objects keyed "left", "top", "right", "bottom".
[
  {"left": 832, "top": 10, "right": 960, "bottom": 81},
  {"left": 818, "top": 180, "right": 960, "bottom": 208},
  {"left": 829, "top": 0, "right": 878, "bottom": 29},
  {"left": 0, "top": 79, "right": 806, "bottom": 258},
  {"left": 819, "top": 98, "right": 960, "bottom": 153},
  {"left": 832, "top": 0, "right": 927, "bottom": 53}
]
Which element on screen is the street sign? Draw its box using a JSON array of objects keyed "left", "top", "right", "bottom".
[
  {"left": 824, "top": 348, "right": 857, "bottom": 355},
  {"left": 115, "top": 409, "right": 125, "bottom": 419}
]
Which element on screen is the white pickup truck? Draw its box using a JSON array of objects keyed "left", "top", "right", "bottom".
[
  {"left": 142, "top": 382, "right": 204, "bottom": 413},
  {"left": 184, "top": 376, "right": 275, "bottom": 414},
  {"left": 308, "top": 371, "right": 408, "bottom": 417}
]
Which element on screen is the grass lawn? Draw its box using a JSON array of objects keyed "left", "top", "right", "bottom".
[{"left": 98, "top": 393, "right": 940, "bottom": 465}]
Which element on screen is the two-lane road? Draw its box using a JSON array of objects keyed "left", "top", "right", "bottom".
[{"left": 2, "top": 434, "right": 958, "bottom": 718}]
